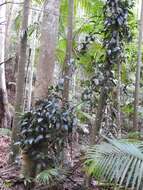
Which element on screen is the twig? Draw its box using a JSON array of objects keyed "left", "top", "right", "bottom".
[
  {"left": 0, "top": 1, "right": 24, "bottom": 7},
  {"left": 0, "top": 57, "right": 14, "bottom": 66},
  {"left": 0, "top": 21, "right": 7, "bottom": 25}
]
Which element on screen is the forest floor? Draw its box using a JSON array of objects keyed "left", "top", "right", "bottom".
[
  {"left": 0, "top": 135, "right": 100, "bottom": 190},
  {"left": 0, "top": 136, "right": 10, "bottom": 169}
]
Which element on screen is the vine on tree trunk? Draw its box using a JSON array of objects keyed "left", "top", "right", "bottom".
[{"left": 93, "top": 0, "right": 133, "bottom": 142}]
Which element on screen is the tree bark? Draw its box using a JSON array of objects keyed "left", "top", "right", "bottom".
[
  {"left": 34, "top": 0, "right": 61, "bottom": 100},
  {"left": 92, "top": 87, "right": 108, "bottom": 144},
  {"left": 26, "top": 39, "right": 36, "bottom": 111},
  {"left": 5, "top": 0, "right": 13, "bottom": 58},
  {"left": 62, "top": 0, "right": 74, "bottom": 102},
  {"left": 11, "top": 0, "right": 30, "bottom": 162},
  {"left": 0, "top": 0, "right": 9, "bottom": 128},
  {"left": 25, "top": 11, "right": 38, "bottom": 111},
  {"left": 19, "top": 0, "right": 61, "bottom": 183},
  {"left": 117, "top": 62, "right": 121, "bottom": 137},
  {"left": 133, "top": 0, "right": 143, "bottom": 131}
]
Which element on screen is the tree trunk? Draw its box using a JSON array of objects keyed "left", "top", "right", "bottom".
[
  {"left": 133, "top": 0, "right": 143, "bottom": 131},
  {"left": 34, "top": 0, "right": 61, "bottom": 100},
  {"left": 24, "top": 48, "right": 31, "bottom": 110},
  {"left": 25, "top": 11, "right": 38, "bottom": 111},
  {"left": 62, "top": 0, "right": 74, "bottom": 102},
  {"left": 117, "top": 62, "right": 121, "bottom": 137},
  {"left": 21, "top": 0, "right": 61, "bottom": 182},
  {"left": 26, "top": 40, "right": 36, "bottom": 111},
  {"left": 5, "top": 0, "right": 13, "bottom": 58},
  {"left": 92, "top": 87, "right": 108, "bottom": 144},
  {"left": 11, "top": 0, "right": 30, "bottom": 162},
  {"left": 0, "top": 0, "right": 9, "bottom": 128}
]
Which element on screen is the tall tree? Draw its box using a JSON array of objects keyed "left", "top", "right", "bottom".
[
  {"left": 92, "top": 0, "right": 132, "bottom": 144},
  {"left": 62, "top": 0, "right": 74, "bottom": 102},
  {"left": 11, "top": 0, "right": 30, "bottom": 161},
  {"left": 117, "top": 35, "right": 121, "bottom": 136},
  {"left": 0, "top": 1, "right": 9, "bottom": 128},
  {"left": 34, "top": 0, "right": 61, "bottom": 100},
  {"left": 5, "top": 1, "right": 13, "bottom": 57},
  {"left": 24, "top": 10, "right": 39, "bottom": 111},
  {"left": 133, "top": 0, "right": 143, "bottom": 131}
]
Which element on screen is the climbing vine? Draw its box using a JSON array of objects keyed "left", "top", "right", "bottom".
[
  {"left": 80, "top": 0, "right": 133, "bottom": 139},
  {"left": 18, "top": 86, "right": 76, "bottom": 175},
  {"left": 104, "top": 0, "right": 132, "bottom": 65}
]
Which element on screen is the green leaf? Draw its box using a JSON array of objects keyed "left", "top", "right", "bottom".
[{"left": 85, "top": 137, "right": 143, "bottom": 189}]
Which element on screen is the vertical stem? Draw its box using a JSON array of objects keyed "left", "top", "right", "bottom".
[
  {"left": 92, "top": 87, "right": 107, "bottom": 144},
  {"left": 24, "top": 48, "right": 31, "bottom": 110},
  {"left": 27, "top": 39, "right": 37, "bottom": 111},
  {"left": 133, "top": 0, "right": 143, "bottom": 131},
  {"left": 5, "top": 0, "right": 13, "bottom": 57},
  {"left": 62, "top": 0, "right": 74, "bottom": 102},
  {"left": 27, "top": 11, "right": 39, "bottom": 110},
  {"left": 11, "top": 0, "right": 30, "bottom": 162},
  {"left": 61, "top": 0, "right": 74, "bottom": 167},
  {"left": 0, "top": 0, "right": 9, "bottom": 128},
  {"left": 117, "top": 30, "right": 121, "bottom": 136},
  {"left": 24, "top": 10, "right": 39, "bottom": 110},
  {"left": 117, "top": 62, "right": 121, "bottom": 137},
  {"left": 34, "top": 0, "right": 61, "bottom": 100}
]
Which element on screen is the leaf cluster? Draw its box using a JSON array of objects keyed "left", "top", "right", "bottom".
[
  {"left": 85, "top": 137, "right": 143, "bottom": 190},
  {"left": 104, "top": 0, "right": 133, "bottom": 65},
  {"left": 18, "top": 86, "right": 76, "bottom": 162},
  {"left": 36, "top": 167, "right": 66, "bottom": 185}
]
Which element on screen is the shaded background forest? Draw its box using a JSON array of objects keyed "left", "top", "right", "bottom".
[{"left": 1, "top": 0, "right": 143, "bottom": 189}]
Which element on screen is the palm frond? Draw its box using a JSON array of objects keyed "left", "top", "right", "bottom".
[
  {"left": 85, "top": 137, "right": 143, "bottom": 190},
  {"left": 36, "top": 168, "right": 66, "bottom": 185},
  {"left": 74, "top": 0, "right": 104, "bottom": 16}
]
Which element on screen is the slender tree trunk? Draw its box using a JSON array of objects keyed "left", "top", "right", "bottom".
[
  {"left": 11, "top": 0, "right": 30, "bottom": 162},
  {"left": 0, "top": 0, "right": 9, "bottom": 128},
  {"left": 62, "top": 0, "right": 74, "bottom": 102},
  {"left": 117, "top": 62, "right": 121, "bottom": 137},
  {"left": 34, "top": 0, "right": 61, "bottom": 100},
  {"left": 93, "top": 32, "right": 122, "bottom": 143},
  {"left": 5, "top": 0, "right": 13, "bottom": 57},
  {"left": 92, "top": 87, "right": 108, "bottom": 144},
  {"left": 25, "top": 12, "right": 38, "bottom": 111},
  {"left": 133, "top": 0, "right": 143, "bottom": 131},
  {"left": 24, "top": 48, "right": 31, "bottom": 110},
  {"left": 20, "top": 1, "right": 61, "bottom": 183},
  {"left": 116, "top": 31, "right": 122, "bottom": 136},
  {"left": 26, "top": 38, "right": 37, "bottom": 111},
  {"left": 61, "top": 0, "right": 74, "bottom": 168}
]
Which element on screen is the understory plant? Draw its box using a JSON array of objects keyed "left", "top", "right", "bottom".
[
  {"left": 85, "top": 137, "right": 143, "bottom": 190},
  {"left": 18, "top": 85, "right": 76, "bottom": 183}
]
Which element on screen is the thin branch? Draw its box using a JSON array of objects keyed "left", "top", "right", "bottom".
[
  {"left": 0, "top": 57, "right": 14, "bottom": 66},
  {"left": 0, "top": 21, "right": 7, "bottom": 25},
  {"left": 0, "top": 2, "right": 59, "bottom": 17},
  {"left": 0, "top": 1, "right": 24, "bottom": 7},
  {"left": 0, "top": 1, "right": 92, "bottom": 19}
]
